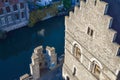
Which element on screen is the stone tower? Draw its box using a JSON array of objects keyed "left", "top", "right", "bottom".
[
  {"left": 28, "top": 46, "right": 57, "bottom": 80},
  {"left": 62, "top": 0, "right": 120, "bottom": 80}
]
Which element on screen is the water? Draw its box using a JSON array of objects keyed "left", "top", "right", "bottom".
[{"left": 0, "top": 16, "right": 65, "bottom": 80}]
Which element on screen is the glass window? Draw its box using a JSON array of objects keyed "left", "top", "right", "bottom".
[
  {"left": 21, "top": 12, "right": 24, "bottom": 18},
  {"left": 73, "top": 44, "right": 81, "bottom": 61},
  {"left": 15, "top": 13, "right": 19, "bottom": 20},
  {"left": 13, "top": 4, "right": 17, "bottom": 11},
  {"left": 20, "top": 3, "right": 24, "bottom": 9},
  {"left": 87, "top": 27, "right": 94, "bottom": 37},
  {"left": 91, "top": 61, "right": 101, "bottom": 78},
  {"left": 6, "top": 6, "right": 11, "bottom": 12}
]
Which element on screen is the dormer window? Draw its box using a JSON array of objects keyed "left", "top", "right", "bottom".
[
  {"left": 117, "top": 48, "right": 120, "bottom": 56},
  {"left": 87, "top": 27, "right": 94, "bottom": 37}
]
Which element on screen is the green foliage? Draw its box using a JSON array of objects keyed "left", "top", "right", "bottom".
[
  {"left": 63, "top": 0, "right": 71, "bottom": 9},
  {"left": 28, "top": 2, "right": 60, "bottom": 27}
]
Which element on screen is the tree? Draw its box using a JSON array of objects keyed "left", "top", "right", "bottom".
[{"left": 63, "top": 0, "right": 71, "bottom": 9}]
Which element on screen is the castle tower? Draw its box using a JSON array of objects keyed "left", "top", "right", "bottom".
[{"left": 62, "top": 0, "right": 120, "bottom": 80}]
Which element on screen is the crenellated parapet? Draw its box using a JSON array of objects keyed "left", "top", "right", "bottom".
[{"left": 20, "top": 45, "right": 58, "bottom": 80}]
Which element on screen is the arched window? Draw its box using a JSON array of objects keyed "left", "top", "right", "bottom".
[
  {"left": 73, "top": 44, "right": 81, "bottom": 61},
  {"left": 90, "top": 59, "right": 102, "bottom": 79}
]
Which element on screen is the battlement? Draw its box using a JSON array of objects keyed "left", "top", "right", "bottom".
[{"left": 30, "top": 45, "right": 57, "bottom": 80}]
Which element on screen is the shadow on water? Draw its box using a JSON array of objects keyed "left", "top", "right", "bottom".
[{"left": 0, "top": 16, "right": 65, "bottom": 80}]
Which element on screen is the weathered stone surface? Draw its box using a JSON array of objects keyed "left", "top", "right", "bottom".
[{"left": 62, "top": 0, "right": 120, "bottom": 80}]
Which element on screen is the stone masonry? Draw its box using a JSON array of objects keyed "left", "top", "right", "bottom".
[
  {"left": 20, "top": 46, "right": 57, "bottom": 80},
  {"left": 62, "top": 0, "right": 120, "bottom": 80}
]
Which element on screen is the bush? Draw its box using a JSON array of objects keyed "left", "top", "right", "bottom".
[{"left": 63, "top": 0, "right": 71, "bottom": 9}]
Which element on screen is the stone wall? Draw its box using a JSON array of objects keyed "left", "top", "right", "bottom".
[
  {"left": 62, "top": 0, "right": 120, "bottom": 80},
  {"left": 20, "top": 46, "right": 57, "bottom": 80}
]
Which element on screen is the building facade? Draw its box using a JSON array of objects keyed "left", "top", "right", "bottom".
[
  {"left": 62, "top": 0, "right": 120, "bottom": 80},
  {"left": 0, "top": 0, "right": 29, "bottom": 32}
]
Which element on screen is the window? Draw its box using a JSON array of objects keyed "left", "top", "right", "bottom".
[
  {"left": 66, "top": 76, "right": 70, "bottom": 80},
  {"left": 45, "top": 62, "right": 48, "bottom": 66},
  {"left": 72, "top": 67, "right": 76, "bottom": 76},
  {"left": 90, "top": 61, "right": 101, "bottom": 78},
  {"left": 8, "top": 16, "right": 13, "bottom": 23},
  {"left": 117, "top": 48, "right": 120, "bottom": 56},
  {"left": 39, "top": 62, "right": 42, "bottom": 66},
  {"left": 6, "top": 6, "right": 11, "bottom": 12},
  {"left": 94, "top": 64, "right": 100, "bottom": 76},
  {"left": 109, "top": 18, "right": 113, "bottom": 29},
  {"left": 87, "top": 27, "right": 94, "bottom": 37},
  {"left": 20, "top": 3, "right": 24, "bottom": 9},
  {"left": 13, "top": 4, "right": 18, "bottom": 11},
  {"left": 0, "top": 8, "right": 3, "bottom": 15},
  {"left": 73, "top": 44, "right": 81, "bottom": 61},
  {"left": 21, "top": 12, "right": 24, "bottom": 18},
  {"left": 15, "top": 13, "right": 19, "bottom": 20},
  {"left": 1, "top": 18, "right": 6, "bottom": 26}
]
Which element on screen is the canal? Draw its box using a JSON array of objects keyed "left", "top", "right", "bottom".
[{"left": 0, "top": 16, "right": 65, "bottom": 80}]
